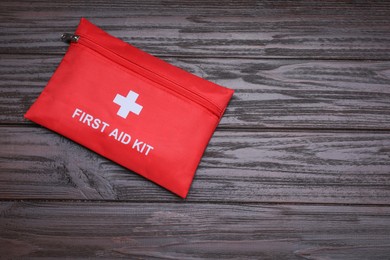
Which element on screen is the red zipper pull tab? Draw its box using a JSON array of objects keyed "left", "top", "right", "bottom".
[{"left": 61, "top": 33, "right": 80, "bottom": 43}]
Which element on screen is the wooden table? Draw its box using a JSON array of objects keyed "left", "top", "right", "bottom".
[{"left": 1, "top": 1, "right": 390, "bottom": 259}]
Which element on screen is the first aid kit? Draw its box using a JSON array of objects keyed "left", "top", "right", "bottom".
[{"left": 24, "top": 18, "right": 234, "bottom": 198}]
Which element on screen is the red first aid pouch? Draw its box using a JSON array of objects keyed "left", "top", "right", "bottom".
[{"left": 24, "top": 18, "right": 234, "bottom": 198}]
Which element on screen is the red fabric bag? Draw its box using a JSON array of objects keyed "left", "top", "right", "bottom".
[{"left": 24, "top": 18, "right": 234, "bottom": 198}]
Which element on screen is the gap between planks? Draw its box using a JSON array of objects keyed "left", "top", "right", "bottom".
[
  {"left": 0, "top": 198, "right": 390, "bottom": 207},
  {"left": 2, "top": 52, "right": 390, "bottom": 62},
  {"left": 2, "top": 123, "right": 390, "bottom": 133}
]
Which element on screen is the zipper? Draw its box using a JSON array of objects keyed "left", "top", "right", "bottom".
[
  {"left": 61, "top": 33, "right": 223, "bottom": 118},
  {"left": 61, "top": 33, "right": 80, "bottom": 43}
]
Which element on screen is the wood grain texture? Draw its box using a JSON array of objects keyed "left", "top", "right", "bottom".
[
  {"left": 1, "top": 1, "right": 390, "bottom": 258},
  {"left": 1, "top": 201, "right": 390, "bottom": 259},
  {"left": 2, "top": 55, "right": 390, "bottom": 129},
  {"left": 0, "top": 1, "right": 390, "bottom": 59},
  {"left": 1, "top": 127, "right": 389, "bottom": 204}
]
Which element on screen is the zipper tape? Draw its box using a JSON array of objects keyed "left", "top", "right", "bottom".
[{"left": 61, "top": 33, "right": 223, "bottom": 118}]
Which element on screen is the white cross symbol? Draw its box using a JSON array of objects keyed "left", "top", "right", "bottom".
[{"left": 113, "top": 90, "right": 143, "bottom": 119}]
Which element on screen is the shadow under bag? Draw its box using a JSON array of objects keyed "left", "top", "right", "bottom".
[{"left": 25, "top": 18, "right": 234, "bottom": 198}]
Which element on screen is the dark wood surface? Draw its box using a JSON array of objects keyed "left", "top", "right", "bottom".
[{"left": 1, "top": 1, "right": 389, "bottom": 259}]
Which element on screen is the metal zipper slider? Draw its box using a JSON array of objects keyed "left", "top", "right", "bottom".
[{"left": 61, "top": 33, "right": 80, "bottom": 43}]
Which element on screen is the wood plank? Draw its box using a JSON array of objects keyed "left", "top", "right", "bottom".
[
  {"left": 1, "top": 1, "right": 390, "bottom": 59},
  {"left": 2, "top": 55, "right": 390, "bottom": 129},
  {"left": 1, "top": 201, "right": 389, "bottom": 259},
  {"left": 1, "top": 127, "right": 389, "bottom": 203}
]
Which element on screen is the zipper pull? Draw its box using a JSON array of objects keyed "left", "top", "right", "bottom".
[{"left": 61, "top": 33, "right": 80, "bottom": 43}]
